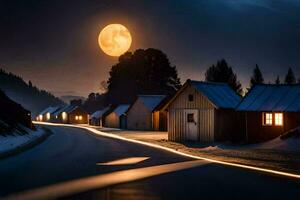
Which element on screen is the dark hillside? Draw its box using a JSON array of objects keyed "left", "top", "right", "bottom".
[
  {"left": 0, "top": 69, "right": 65, "bottom": 116},
  {"left": 0, "top": 90, "right": 32, "bottom": 135}
]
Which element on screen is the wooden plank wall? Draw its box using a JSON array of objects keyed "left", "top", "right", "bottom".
[{"left": 168, "top": 85, "right": 215, "bottom": 142}]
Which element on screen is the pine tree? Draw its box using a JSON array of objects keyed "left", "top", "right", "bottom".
[
  {"left": 205, "top": 59, "right": 242, "bottom": 95},
  {"left": 250, "top": 64, "right": 264, "bottom": 88},
  {"left": 275, "top": 76, "right": 280, "bottom": 84},
  {"left": 284, "top": 67, "right": 296, "bottom": 84}
]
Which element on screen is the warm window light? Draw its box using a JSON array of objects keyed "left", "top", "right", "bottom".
[
  {"left": 263, "top": 113, "right": 272, "bottom": 125},
  {"left": 75, "top": 116, "right": 79, "bottom": 120},
  {"left": 62, "top": 112, "right": 67, "bottom": 120},
  {"left": 39, "top": 115, "right": 43, "bottom": 121},
  {"left": 46, "top": 113, "right": 50, "bottom": 120},
  {"left": 79, "top": 115, "right": 82, "bottom": 120},
  {"left": 275, "top": 113, "right": 283, "bottom": 126}
]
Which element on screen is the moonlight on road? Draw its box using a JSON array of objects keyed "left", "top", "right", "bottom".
[{"left": 98, "top": 24, "right": 132, "bottom": 57}]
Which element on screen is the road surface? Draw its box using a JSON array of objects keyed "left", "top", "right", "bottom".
[{"left": 0, "top": 125, "right": 300, "bottom": 199}]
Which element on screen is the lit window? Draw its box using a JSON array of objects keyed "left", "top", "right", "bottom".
[
  {"left": 39, "top": 115, "right": 43, "bottom": 121},
  {"left": 275, "top": 113, "right": 283, "bottom": 126},
  {"left": 75, "top": 116, "right": 79, "bottom": 120},
  {"left": 263, "top": 113, "right": 272, "bottom": 126},
  {"left": 62, "top": 112, "right": 67, "bottom": 120},
  {"left": 79, "top": 116, "right": 82, "bottom": 120},
  {"left": 46, "top": 113, "right": 50, "bottom": 120}
]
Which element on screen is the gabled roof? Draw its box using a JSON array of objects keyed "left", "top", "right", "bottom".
[
  {"left": 111, "top": 104, "right": 130, "bottom": 117},
  {"left": 39, "top": 106, "right": 61, "bottom": 115},
  {"left": 190, "top": 81, "right": 242, "bottom": 109},
  {"left": 237, "top": 84, "right": 300, "bottom": 112},
  {"left": 91, "top": 107, "right": 110, "bottom": 119},
  {"left": 53, "top": 105, "right": 70, "bottom": 116},
  {"left": 164, "top": 80, "right": 241, "bottom": 109},
  {"left": 137, "top": 95, "right": 166, "bottom": 112}
]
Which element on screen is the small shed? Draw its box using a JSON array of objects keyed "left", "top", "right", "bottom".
[
  {"left": 164, "top": 80, "right": 243, "bottom": 142},
  {"left": 105, "top": 104, "right": 130, "bottom": 129},
  {"left": 89, "top": 107, "right": 110, "bottom": 126},
  {"left": 236, "top": 84, "right": 300, "bottom": 143},
  {"left": 127, "top": 95, "right": 167, "bottom": 131}
]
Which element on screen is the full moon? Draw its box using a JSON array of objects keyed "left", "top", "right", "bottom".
[{"left": 98, "top": 24, "right": 132, "bottom": 57}]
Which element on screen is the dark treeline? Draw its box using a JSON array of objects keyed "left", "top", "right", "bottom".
[
  {"left": 83, "top": 49, "right": 300, "bottom": 113},
  {"left": 0, "top": 69, "right": 65, "bottom": 116}
]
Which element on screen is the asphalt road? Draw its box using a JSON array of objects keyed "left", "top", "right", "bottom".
[
  {"left": 0, "top": 125, "right": 191, "bottom": 197},
  {"left": 1, "top": 125, "right": 300, "bottom": 200}
]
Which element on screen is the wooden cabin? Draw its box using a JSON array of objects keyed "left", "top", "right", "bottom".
[
  {"left": 163, "top": 80, "right": 243, "bottom": 142},
  {"left": 236, "top": 84, "right": 300, "bottom": 143},
  {"left": 89, "top": 107, "right": 110, "bottom": 126},
  {"left": 52, "top": 105, "right": 89, "bottom": 124},
  {"left": 127, "top": 95, "right": 167, "bottom": 131},
  {"left": 105, "top": 104, "right": 130, "bottom": 129}
]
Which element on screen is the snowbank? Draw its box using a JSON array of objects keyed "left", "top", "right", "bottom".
[{"left": 0, "top": 126, "right": 46, "bottom": 155}]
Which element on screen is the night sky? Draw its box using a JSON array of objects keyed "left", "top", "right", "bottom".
[{"left": 1, "top": 0, "right": 300, "bottom": 97}]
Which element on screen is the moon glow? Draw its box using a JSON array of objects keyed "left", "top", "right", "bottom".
[{"left": 98, "top": 24, "right": 132, "bottom": 57}]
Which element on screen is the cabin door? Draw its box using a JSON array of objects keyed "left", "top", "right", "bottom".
[{"left": 184, "top": 109, "right": 198, "bottom": 141}]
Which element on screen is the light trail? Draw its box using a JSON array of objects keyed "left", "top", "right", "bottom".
[{"left": 34, "top": 121, "right": 300, "bottom": 180}]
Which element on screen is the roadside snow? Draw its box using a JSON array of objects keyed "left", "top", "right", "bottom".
[
  {"left": 0, "top": 126, "right": 45, "bottom": 154},
  {"left": 253, "top": 137, "right": 300, "bottom": 152}
]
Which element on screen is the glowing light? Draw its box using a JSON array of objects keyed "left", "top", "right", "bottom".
[
  {"left": 39, "top": 115, "right": 43, "bottom": 121},
  {"left": 79, "top": 116, "right": 82, "bottom": 120},
  {"left": 275, "top": 113, "right": 283, "bottom": 126},
  {"left": 263, "top": 112, "right": 272, "bottom": 125},
  {"left": 62, "top": 112, "right": 67, "bottom": 120},
  {"left": 98, "top": 24, "right": 132, "bottom": 57},
  {"left": 33, "top": 122, "right": 300, "bottom": 180},
  {"left": 97, "top": 157, "right": 150, "bottom": 166},
  {"left": 75, "top": 116, "right": 79, "bottom": 120},
  {"left": 45, "top": 113, "right": 50, "bottom": 120}
]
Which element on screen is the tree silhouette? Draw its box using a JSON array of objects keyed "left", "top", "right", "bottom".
[
  {"left": 0, "top": 68, "right": 65, "bottom": 116},
  {"left": 250, "top": 64, "right": 264, "bottom": 87},
  {"left": 107, "top": 48, "right": 181, "bottom": 104},
  {"left": 205, "top": 59, "right": 242, "bottom": 95},
  {"left": 284, "top": 67, "right": 296, "bottom": 84},
  {"left": 275, "top": 76, "right": 281, "bottom": 84}
]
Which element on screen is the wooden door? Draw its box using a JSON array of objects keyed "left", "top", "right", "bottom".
[{"left": 184, "top": 109, "right": 198, "bottom": 141}]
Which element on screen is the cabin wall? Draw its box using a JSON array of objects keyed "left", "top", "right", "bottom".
[
  {"left": 215, "top": 110, "right": 246, "bottom": 142},
  {"left": 68, "top": 108, "right": 88, "bottom": 124},
  {"left": 105, "top": 113, "right": 120, "bottom": 128},
  {"left": 153, "top": 111, "right": 167, "bottom": 131},
  {"left": 127, "top": 99, "right": 152, "bottom": 130},
  {"left": 245, "top": 112, "right": 286, "bottom": 143},
  {"left": 168, "top": 85, "right": 215, "bottom": 142}
]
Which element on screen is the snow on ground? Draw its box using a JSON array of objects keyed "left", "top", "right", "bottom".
[
  {"left": 252, "top": 137, "right": 300, "bottom": 152},
  {"left": 0, "top": 126, "right": 45, "bottom": 154}
]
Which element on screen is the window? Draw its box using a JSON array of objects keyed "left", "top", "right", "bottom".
[
  {"left": 187, "top": 113, "right": 194, "bottom": 122},
  {"left": 275, "top": 113, "right": 283, "bottom": 126},
  {"left": 188, "top": 94, "right": 194, "bottom": 102},
  {"left": 46, "top": 113, "right": 50, "bottom": 120},
  {"left": 79, "top": 115, "right": 83, "bottom": 120},
  {"left": 263, "top": 113, "right": 272, "bottom": 126},
  {"left": 75, "top": 116, "right": 79, "bottom": 120},
  {"left": 62, "top": 112, "right": 67, "bottom": 120}
]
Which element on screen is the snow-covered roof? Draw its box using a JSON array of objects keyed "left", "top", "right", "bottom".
[
  {"left": 138, "top": 95, "right": 166, "bottom": 112},
  {"left": 112, "top": 104, "right": 130, "bottom": 117},
  {"left": 237, "top": 84, "right": 300, "bottom": 112},
  {"left": 39, "top": 106, "right": 61, "bottom": 115},
  {"left": 190, "top": 80, "right": 242, "bottom": 109},
  {"left": 91, "top": 107, "right": 110, "bottom": 119}
]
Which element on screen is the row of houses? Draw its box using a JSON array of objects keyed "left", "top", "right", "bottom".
[
  {"left": 36, "top": 104, "right": 89, "bottom": 124},
  {"left": 37, "top": 79, "right": 300, "bottom": 143}
]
